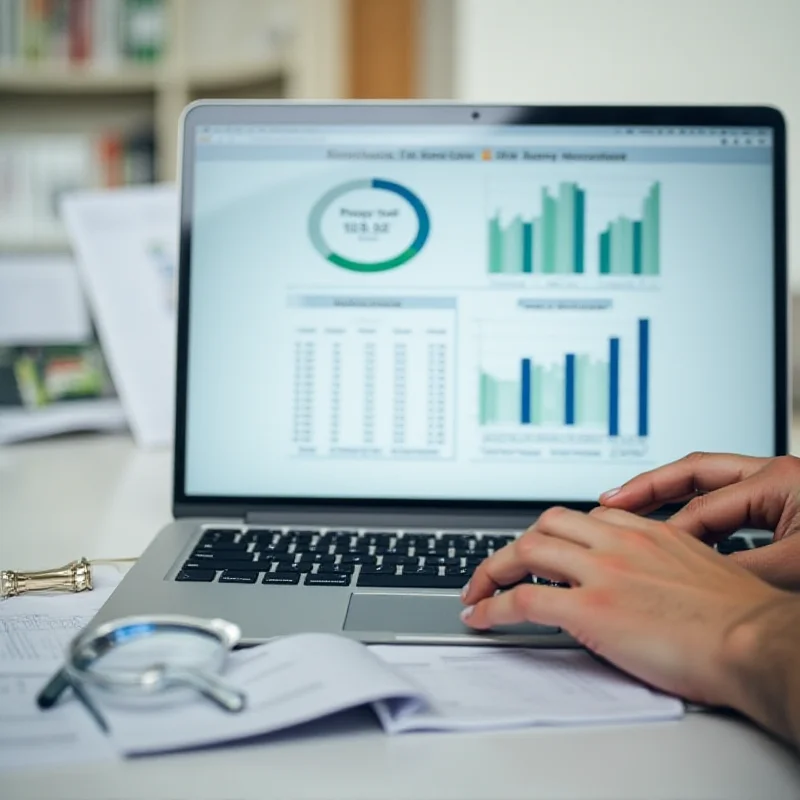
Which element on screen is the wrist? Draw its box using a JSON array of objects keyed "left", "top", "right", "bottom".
[{"left": 721, "top": 594, "right": 800, "bottom": 744}]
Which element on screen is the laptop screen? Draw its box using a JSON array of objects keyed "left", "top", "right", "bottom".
[{"left": 183, "top": 119, "right": 778, "bottom": 504}]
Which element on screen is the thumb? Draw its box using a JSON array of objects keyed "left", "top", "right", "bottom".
[{"left": 730, "top": 537, "right": 800, "bottom": 591}]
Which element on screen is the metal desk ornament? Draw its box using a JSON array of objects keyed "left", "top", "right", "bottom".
[{"left": 0, "top": 557, "right": 93, "bottom": 599}]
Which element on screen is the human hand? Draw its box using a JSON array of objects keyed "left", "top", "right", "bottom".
[
  {"left": 599, "top": 453, "right": 800, "bottom": 589},
  {"left": 460, "top": 507, "right": 795, "bottom": 718}
]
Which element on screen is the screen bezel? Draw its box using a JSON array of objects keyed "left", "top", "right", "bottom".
[{"left": 173, "top": 103, "right": 788, "bottom": 519}]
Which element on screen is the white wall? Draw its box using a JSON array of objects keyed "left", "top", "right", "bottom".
[{"left": 452, "top": 0, "right": 799, "bottom": 288}]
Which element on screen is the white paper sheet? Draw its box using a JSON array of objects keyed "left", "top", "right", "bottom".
[
  {"left": 0, "top": 565, "right": 125, "bottom": 773},
  {"left": 0, "top": 256, "right": 91, "bottom": 345},
  {"left": 0, "top": 398, "right": 127, "bottom": 445},
  {"left": 90, "top": 633, "right": 682, "bottom": 756},
  {"left": 61, "top": 185, "right": 178, "bottom": 448},
  {"left": 0, "top": 565, "right": 124, "bottom": 672},
  {"left": 0, "top": 674, "right": 118, "bottom": 773},
  {"left": 369, "top": 645, "right": 684, "bottom": 733},
  {"left": 95, "top": 632, "right": 419, "bottom": 755}
]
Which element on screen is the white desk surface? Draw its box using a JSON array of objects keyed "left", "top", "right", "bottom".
[{"left": 2, "top": 433, "right": 799, "bottom": 800}]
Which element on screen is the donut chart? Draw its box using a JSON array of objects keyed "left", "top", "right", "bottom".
[{"left": 308, "top": 179, "right": 430, "bottom": 272}]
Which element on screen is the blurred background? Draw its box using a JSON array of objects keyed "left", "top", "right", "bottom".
[{"left": 0, "top": 0, "right": 798, "bottom": 438}]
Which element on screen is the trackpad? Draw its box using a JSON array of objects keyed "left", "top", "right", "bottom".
[{"left": 343, "top": 593, "right": 560, "bottom": 636}]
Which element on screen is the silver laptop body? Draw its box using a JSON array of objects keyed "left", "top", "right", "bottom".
[{"left": 93, "top": 101, "right": 788, "bottom": 646}]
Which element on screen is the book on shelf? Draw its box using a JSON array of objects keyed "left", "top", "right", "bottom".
[
  {"left": 0, "top": 0, "right": 167, "bottom": 68},
  {"left": 0, "top": 127, "right": 155, "bottom": 242}
]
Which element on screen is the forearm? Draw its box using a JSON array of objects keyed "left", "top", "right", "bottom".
[{"left": 724, "top": 595, "right": 800, "bottom": 750}]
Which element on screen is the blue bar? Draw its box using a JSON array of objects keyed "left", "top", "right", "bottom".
[
  {"left": 638, "top": 319, "right": 649, "bottom": 436},
  {"left": 522, "top": 222, "right": 533, "bottom": 273},
  {"left": 609, "top": 338, "right": 620, "bottom": 436},
  {"left": 521, "top": 358, "right": 531, "bottom": 424},
  {"left": 565, "top": 354, "right": 575, "bottom": 425}
]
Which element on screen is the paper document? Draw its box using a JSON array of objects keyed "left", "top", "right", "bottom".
[
  {"left": 0, "top": 674, "right": 117, "bottom": 773},
  {"left": 61, "top": 185, "right": 178, "bottom": 448},
  {"left": 0, "top": 255, "right": 91, "bottom": 345},
  {"left": 0, "top": 398, "right": 127, "bottom": 446},
  {"left": 91, "top": 633, "right": 682, "bottom": 757},
  {"left": 0, "top": 565, "right": 125, "bottom": 772},
  {"left": 369, "top": 645, "right": 684, "bottom": 732},
  {"left": 0, "top": 564, "right": 124, "bottom": 672}
]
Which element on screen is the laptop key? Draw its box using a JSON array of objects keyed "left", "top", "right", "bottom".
[
  {"left": 381, "top": 554, "right": 418, "bottom": 566},
  {"left": 305, "top": 573, "right": 351, "bottom": 586},
  {"left": 197, "top": 541, "right": 249, "bottom": 551},
  {"left": 280, "top": 562, "right": 314, "bottom": 574},
  {"left": 219, "top": 571, "right": 258, "bottom": 584},
  {"left": 176, "top": 569, "right": 216, "bottom": 582},
  {"left": 316, "top": 563, "right": 355, "bottom": 574},
  {"left": 358, "top": 564, "right": 396, "bottom": 575},
  {"left": 296, "top": 553, "right": 335, "bottom": 563},
  {"left": 716, "top": 537, "right": 751, "bottom": 555},
  {"left": 424, "top": 556, "right": 462, "bottom": 567},
  {"left": 444, "top": 566, "right": 475, "bottom": 578},
  {"left": 191, "top": 549, "right": 254, "bottom": 562},
  {"left": 258, "top": 552, "right": 295, "bottom": 564},
  {"left": 184, "top": 559, "right": 261, "bottom": 572},
  {"left": 262, "top": 572, "right": 301, "bottom": 585},
  {"left": 357, "top": 573, "right": 466, "bottom": 589},
  {"left": 338, "top": 553, "right": 377, "bottom": 565},
  {"left": 401, "top": 565, "right": 438, "bottom": 576}
]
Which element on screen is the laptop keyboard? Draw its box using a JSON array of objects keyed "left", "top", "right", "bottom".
[
  {"left": 175, "top": 528, "right": 519, "bottom": 589},
  {"left": 175, "top": 528, "right": 771, "bottom": 588}
]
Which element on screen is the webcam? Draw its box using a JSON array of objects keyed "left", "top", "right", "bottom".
[{"left": 471, "top": 111, "right": 481, "bottom": 120}]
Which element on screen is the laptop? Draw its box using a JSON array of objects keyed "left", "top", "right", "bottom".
[{"left": 93, "top": 102, "right": 788, "bottom": 646}]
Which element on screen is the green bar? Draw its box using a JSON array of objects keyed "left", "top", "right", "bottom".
[
  {"left": 531, "top": 364, "right": 544, "bottom": 424},
  {"left": 541, "top": 363, "right": 565, "bottom": 425},
  {"left": 599, "top": 229, "right": 610, "bottom": 274},
  {"left": 503, "top": 216, "right": 523, "bottom": 274},
  {"left": 633, "top": 220, "right": 643, "bottom": 275},
  {"left": 479, "top": 372, "right": 488, "bottom": 424},
  {"left": 494, "top": 380, "right": 518, "bottom": 424},
  {"left": 642, "top": 182, "right": 660, "bottom": 275},
  {"left": 611, "top": 217, "right": 634, "bottom": 274},
  {"left": 488, "top": 215, "right": 503, "bottom": 274},
  {"left": 555, "top": 183, "right": 575, "bottom": 274},
  {"left": 574, "top": 354, "right": 585, "bottom": 424},
  {"left": 574, "top": 188, "right": 585, "bottom": 274},
  {"left": 542, "top": 190, "right": 557, "bottom": 274},
  {"left": 488, "top": 374, "right": 497, "bottom": 423},
  {"left": 596, "top": 359, "right": 610, "bottom": 425},
  {"left": 522, "top": 222, "right": 533, "bottom": 273}
]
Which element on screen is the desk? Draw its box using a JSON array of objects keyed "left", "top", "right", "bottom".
[{"left": 2, "top": 433, "right": 800, "bottom": 800}]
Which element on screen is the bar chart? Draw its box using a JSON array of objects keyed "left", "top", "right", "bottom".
[
  {"left": 478, "top": 318, "right": 650, "bottom": 438},
  {"left": 487, "top": 182, "right": 586, "bottom": 275},
  {"left": 599, "top": 183, "right": 660, "bottom": 275}
]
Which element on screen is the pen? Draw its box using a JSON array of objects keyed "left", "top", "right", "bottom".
[
  {"left": 36, "top": 667, "right": 110, "bottom": 734},
  {"left": 68, "top": 677, "right": 110, "bottom": 734}
]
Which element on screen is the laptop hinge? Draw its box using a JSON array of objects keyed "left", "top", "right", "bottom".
[{"left": 242, "top": 507, "right": 539, "bottom": 531}]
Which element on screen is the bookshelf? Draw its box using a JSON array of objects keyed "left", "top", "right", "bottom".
[{"left": 0, "top": 0, "right": 340, "bottom": 252}]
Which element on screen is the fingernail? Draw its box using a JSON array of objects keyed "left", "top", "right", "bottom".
[
  {"left": 460, "top": 581, "right": 470, "bottom": 601},
  {"left": 460, "top": 606, "right": 475, "bottom": 622},
  {"left": 600, "top": 487, "right": 621, "bottom": 500}
]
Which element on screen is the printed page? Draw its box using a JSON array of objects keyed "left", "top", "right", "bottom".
[
  {"left": 97, "top": 633, "right": 421, "bottom": 755},
  {"left": 61, "top": 185, "right": 178, "bottom": 449},
  {"left": 369, "top": 646, "right": 684, "bottom": 733},
  {"left": 0, "top": 674, "right": 118, "bottom": 773},
  {"left": 0, "top": 565, "right": 125, "bottom": 672}
]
